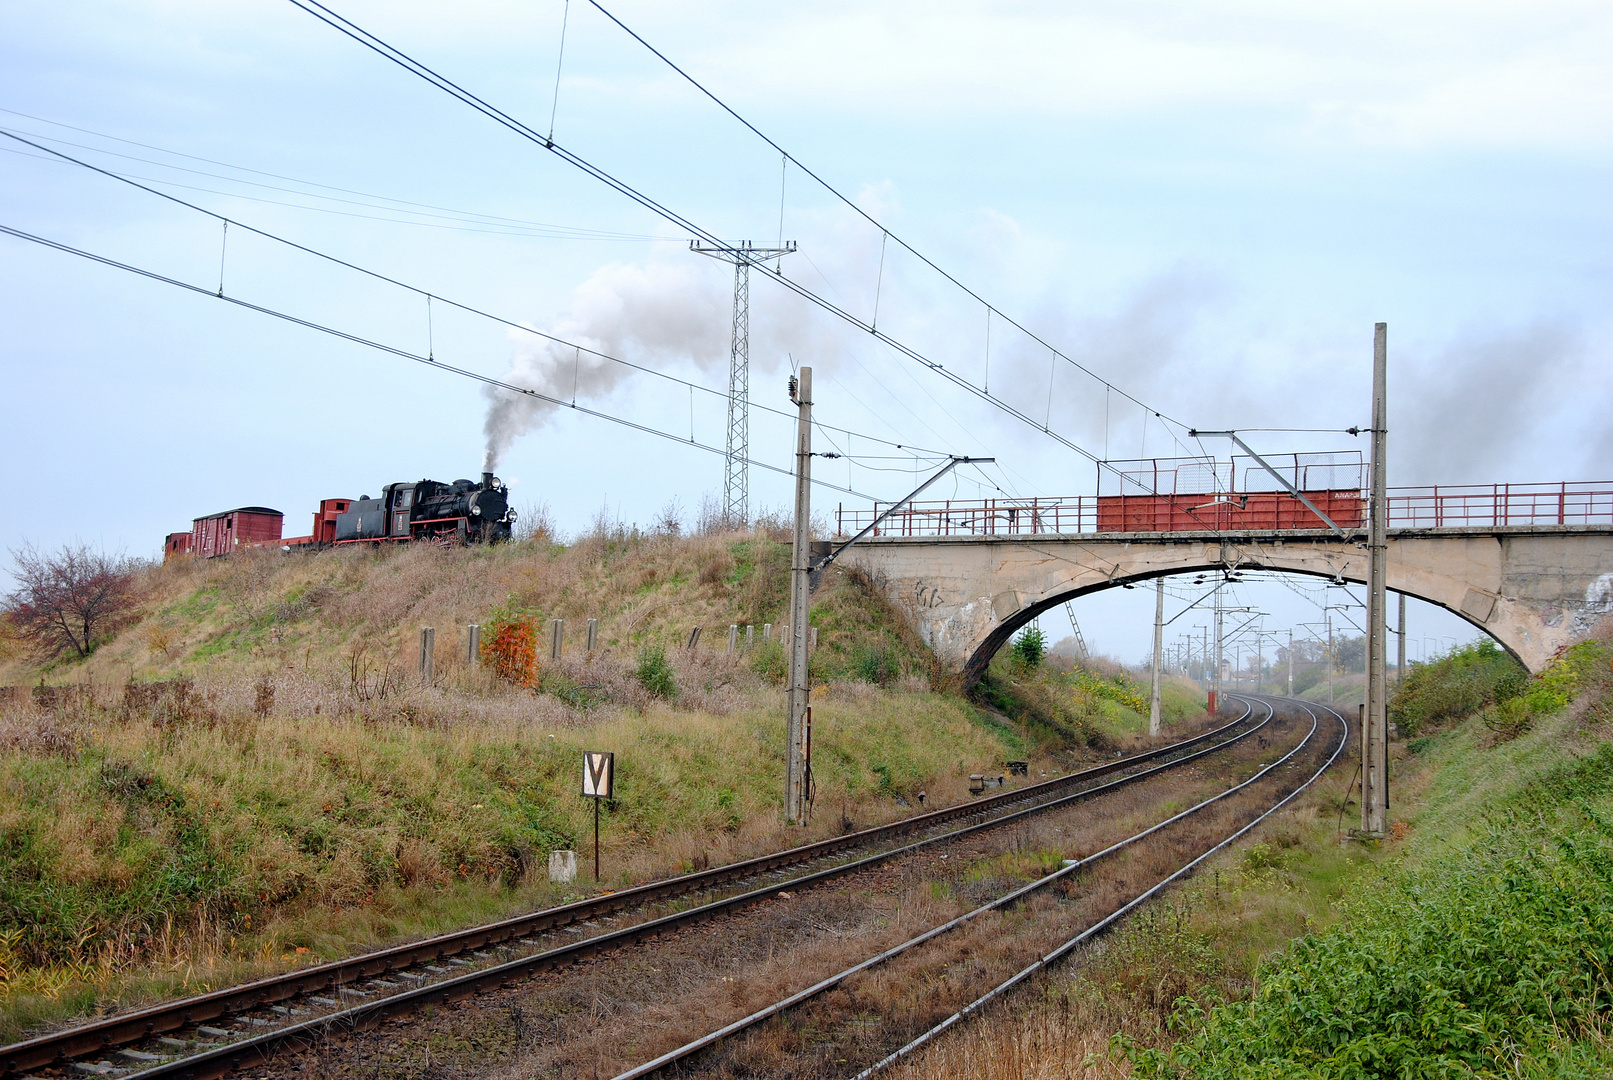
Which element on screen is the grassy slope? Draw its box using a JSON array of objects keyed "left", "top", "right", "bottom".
[
  {"left": 0, "top": 532, "right": 1171, "bottom": 1040},
  {"left": 889, "top": 634, "right": 1613, "bottom": 1079},
  {"left": 1137, "top": 647, "right": 1613, "bottom": 1078}
]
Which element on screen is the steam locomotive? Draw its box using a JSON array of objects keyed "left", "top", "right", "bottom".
[
  {"left": 164, "top": 471, "right": 516, "bottom": 560},
  {"left": 335, "top": 472, "right": 515, "bottom": 545}
]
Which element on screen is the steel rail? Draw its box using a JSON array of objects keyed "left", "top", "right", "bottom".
[
  {"left": 854, "top": 696, "right": 1350, "bottom": 1078},
  {"left": 609, "top": 696, "right": 1303, "bottom": 1079},
  {"left": 2, "top": 704, "right": 1262, "bottom": 1077}
]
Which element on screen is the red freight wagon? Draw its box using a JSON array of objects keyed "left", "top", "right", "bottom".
[
  {"left": 282, "top": 497, "right": 354, "bottom": 548},
  {"left": 163, "top": 532, "right": 193, "bottom": 561},
  {"left": 1095, "top": 491, "right": 1365, "bottom": 533},
  {"left": 190, "top": 507, "right": 284, "bottom": 558}
]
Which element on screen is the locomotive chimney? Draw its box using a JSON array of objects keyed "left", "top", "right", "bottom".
[{"left": 482, "top": 471, "right": 495, "bottom": 489}]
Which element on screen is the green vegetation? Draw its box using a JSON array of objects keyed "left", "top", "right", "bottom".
[
  {"left": 976, "top": 646, "right": 1202, "bottom": 752},
  {"left": 632, "top": 643, "right": 677, "bottom": 699},
  {"left": 1120, "top": 632, "right": 1613, "bottom": 1078},
  {"left": 1011, "top": 626, "right": 1047, "bottom": 668},
  {"left": 1390, "top": 637, "right": 1528, "bottom": 735}
]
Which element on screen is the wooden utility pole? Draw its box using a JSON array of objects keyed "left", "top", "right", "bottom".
[
  {"left": 1149, "top": 577, "right": 1165, "bottom": 736},
  {"left": 785, "top": 367, "right": 813, "bottom": 825},
  {"left": 1363, "top": 322, "right": 1390, "bottom": 836}
]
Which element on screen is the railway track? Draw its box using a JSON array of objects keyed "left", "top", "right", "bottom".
[
  {"left": 3, "top": 700, "right": 1271, "bottom": 1080},
  {"left": 608, "top": 695, "right": 1348, "bottom": 1079}
]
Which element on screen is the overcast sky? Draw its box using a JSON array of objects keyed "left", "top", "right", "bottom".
[{"left": 3, "top": 1, "right": 1609, "bottom": 663}]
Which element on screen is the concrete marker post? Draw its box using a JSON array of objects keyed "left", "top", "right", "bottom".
[
  {"left": 466, "top": 624, "right": 480, "bottom": 664},
  {"left": 586, "top": 618, "right": 599, "bottom": 653},
  {"left": 419, "top": 627, "right": 435, "bottom": 682}
]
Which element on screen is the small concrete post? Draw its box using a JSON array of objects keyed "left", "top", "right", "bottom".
[
  {"left": 781, "top": 624, "right": 790, "bottom": 650},
  {"left": 586, "top": 618, "right": 599, "bottom": 653},
  {"left": 687, "top": 625, "right": 702, "bottom": 650},
  {"left": 466, "top": 623, "right": 480, "bottom": 664},
  {"left": 763, "top": 623, "right": 772, "bottom": 644},
  {"left": 745, "top": 625, "right": 754, "bottom": 647},
  {"left": 548, "top": 850, "right": 577, "bottom": 884},
  {"left": 727, "top": 624, "right": 738, "bottom": 654},
  {"left": 419, "top": 627, "right": 435, "bottom": 681},
  {"left": 550, "top": 619, "right": 564, "bottom": 662},
  {"left": 809, "top": 627, "right": 818, "bottom": 651}
]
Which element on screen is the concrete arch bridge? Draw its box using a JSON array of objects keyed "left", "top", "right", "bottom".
[{"left": 834, "top": 482, "right": 1613, "bottom": 684}]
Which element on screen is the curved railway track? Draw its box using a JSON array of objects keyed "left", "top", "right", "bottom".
[
  {"left": 4, "top": 699, "right": 1274, "bottom": 1080},
  {"left": 609, "top": 695, "right": 1348, "bottom": 1079}
]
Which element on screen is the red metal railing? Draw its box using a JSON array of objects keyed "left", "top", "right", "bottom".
[{"left": 833, "top": 482, "right": 1613, "bottom": 539}]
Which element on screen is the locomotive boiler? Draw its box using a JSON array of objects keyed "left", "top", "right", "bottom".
[{"left": 334, "top": 472, "right": 515, "bottom": 545}]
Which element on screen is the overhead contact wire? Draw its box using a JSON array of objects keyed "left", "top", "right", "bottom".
[
  {"left": 282, "top": 0, "right": 1172, "bottom": 489},
  {"left": 0, "top": 221, "right": 881, "bottom": 500},
  {"left": 0, "top": 128, "right": 941, "bottom": 461}
]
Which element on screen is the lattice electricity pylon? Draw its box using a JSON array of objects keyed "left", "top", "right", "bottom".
[{"left": 690, "top": 239, "right": 797, "bottom": 529}]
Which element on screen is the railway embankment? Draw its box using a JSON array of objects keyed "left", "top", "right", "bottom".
[{"left": 0, "top": 530, "right": 1197, "bottom": 1043}]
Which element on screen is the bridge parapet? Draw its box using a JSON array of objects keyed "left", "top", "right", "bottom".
[{"left": 836, "top": 482, "right": 1613, "bottom": 540}]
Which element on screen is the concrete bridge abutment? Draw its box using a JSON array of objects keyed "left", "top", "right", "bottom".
[{"left": 841, "top": 527, "right": 1613, "bottom": 684}]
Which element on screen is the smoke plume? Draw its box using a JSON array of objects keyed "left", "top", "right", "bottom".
[
  {"left": 483, "top": 260, "right": 730, "bottom": 471},
  {"left": 1395, "top": 320, "right": 1582, "bottom": 484}
]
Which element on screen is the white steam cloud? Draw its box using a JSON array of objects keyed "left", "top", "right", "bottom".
[{"left": 482, "top": 260, "right": 730, "bottom": 472}]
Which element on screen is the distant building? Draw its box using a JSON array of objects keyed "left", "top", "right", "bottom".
[{"left": 191, "top": 507, "right": 283, "bottom": 558}]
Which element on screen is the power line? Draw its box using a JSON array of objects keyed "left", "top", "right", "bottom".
[
  {"left": 0, "top": 107, "right": 662, "bottom": 240},
  {"left": 0, "top": 219, "right": 893, "bottom": 501},
  {"left": 283, "top": 0, "right": 1175, "bottom": 489},
  {"left": 0, "top": 126, "right": 943, "bottom": 460},
  {"left": 579, "top": 0, "right": 1192, "bottom": 432},
  {"left": 0, "top": 142, "right": 666, "bottom": 241}
]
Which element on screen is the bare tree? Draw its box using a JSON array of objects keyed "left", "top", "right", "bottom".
[{"left": 4, "top": 543, "right": 139, "bottom": 659}]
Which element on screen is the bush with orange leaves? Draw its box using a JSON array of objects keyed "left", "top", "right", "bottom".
[{"left": 481, "top": 613, "right": 538, "bottom": 687}]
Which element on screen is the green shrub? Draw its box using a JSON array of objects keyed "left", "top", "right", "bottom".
[
  {"left": 851, "top": 644, "right": 900, "bottom": 686},
  {"left": 749, "top": 639, "right": 786, "bottom": 685},
  {"left": 1389, "top": 638, "right": 1527, "bottom": 735},
  {"left": 633, "top": 644, "right": 677, "bottom": 700},
  {"left": 1011, "top": 626, "right": 1046, "bottom": 668}
]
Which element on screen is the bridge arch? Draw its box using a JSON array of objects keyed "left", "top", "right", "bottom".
[
  {"left": 841, "top": 529, "right": 1613, "bottom": 685},
  {"left": 974, "top": 562, "right": 1505, "bottom": 687}
]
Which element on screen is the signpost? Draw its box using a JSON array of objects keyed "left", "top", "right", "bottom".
[{"left": 582, "top": 750, "right": 614, "bottom": 881}]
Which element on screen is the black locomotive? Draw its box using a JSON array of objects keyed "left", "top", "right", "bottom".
[{"left": 335, "top": 472, "right": 515, "bottom": 545}]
